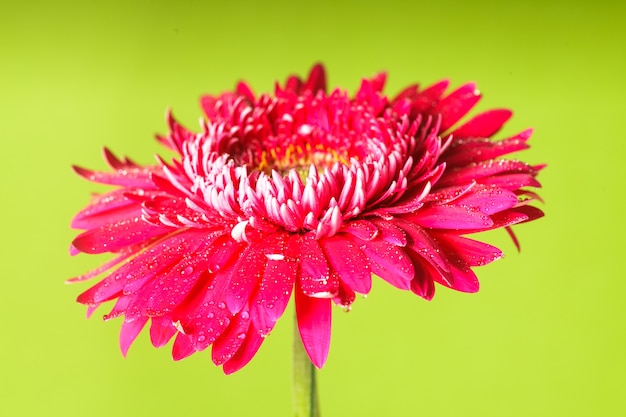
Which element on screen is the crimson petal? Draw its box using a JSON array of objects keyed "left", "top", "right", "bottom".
[
  {"left": 72, "top": 218, "right": 172, "bottom": 254},
  {"left": 358, "top": 239, "right": 414, "bottom": 290},
  {"left": 321, "top": 235, "right": 372, "bottom": 295},
  {"left": 451, "top": 109, "right": 512, "bottom": 139},
  {"left": 296, "top": 289, "right": 332, "bottom": 368}
]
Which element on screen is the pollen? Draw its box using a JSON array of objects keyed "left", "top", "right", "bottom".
[{"left": 257, "top": 143, "right": 350, "bottom": 177}]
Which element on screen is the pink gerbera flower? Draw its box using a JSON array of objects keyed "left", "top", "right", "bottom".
[{"left": 69, "top": 64, "right": 543, "bottom": 374}]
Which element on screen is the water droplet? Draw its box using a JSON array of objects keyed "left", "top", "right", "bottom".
[
  {"left": 182, "top": 266, "right": 193, "bottom": 275},
  {"left": 237, "top": 332, "right": 246, "bottom": 340},
  {"left": 217, "top": 302, "right": 226, "bottom": 310},
  {"left": 240, "top": 311, "right": 250, "bottom": 320},
  {"left": 197, "top": 335, "right": 206, "bottom": 342}
]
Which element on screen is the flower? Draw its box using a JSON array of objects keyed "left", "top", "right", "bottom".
[{"left": 69, "top": 64, "right": 544, "bottom": 373}]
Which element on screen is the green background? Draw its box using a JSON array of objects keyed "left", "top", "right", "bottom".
[{"left": 2, "top": 1, "right": 624, "bottom": 416}]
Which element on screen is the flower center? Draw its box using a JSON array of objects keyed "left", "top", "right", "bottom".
[{"left": 258, "top": 142, "right": 351, "bottom": 178}]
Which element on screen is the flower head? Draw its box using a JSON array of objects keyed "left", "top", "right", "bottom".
[{"left": 69, "top": 64, "right": 543, "bottom": 373}]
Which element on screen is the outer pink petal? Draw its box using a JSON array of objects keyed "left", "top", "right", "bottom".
[
  {"left": 299, "top": 233, "right": 336, "bottom": 297},
  {"left": 296, "top": 289, "right": 331, "bottom": 369},
  {"left": 253, "top": 233, "right": 297, "bottom": 321},
  {"left": 410, "top": 257, "right": 437, "bottom": 300},
  {"left": 67, "top": 249, "right": 134, "bottom": 283},
  {"left": 77, "top": 230, "right": 212, "bottom": 305},
  {"left": 303, "top": 63, "right": 327, "bottom": 94},
  {"left": 434, "top": 82, "right": 481, "bottom": 132},
  {"left": 443, "top": 129, "right": 532, "bottom": 166},
  {"left": 131, "top": 235, "right": 223, "bottom": 316},
  {"left": 433, "top": 233, "right": 503, "bottom": 267},
  {"left": 149, "top": 316, "right": 177, "bottom": 348},
  {"left": 172, "top": 333, "right": 196, "bottom": 361},
  {"left": 453, "top": 187, "right": 519, "bottom": 215},
  {"left": 226, "top": 241, "right": 267, "bottom": 314},
  {"left": 371, "top": 219, "right": 407, "bottom": 246},
  {"left": 358, "top": 239, "right": 414, "bottom": 290},
  {"left": 411, "top": 80, "right": 449, "bottom": 113},
  {"left": 72, "top": 165, "right": 155, "bottom": 188},
  {"left": 411, "top": 205, "right": 494, "bottom": 230},
  {"left": 479, "top": 173, "right": 541, "bottom": 190},
  {"left": 395, "top": 219, "right": 451, "bottom": 274},
  {"left": 321, "top": 236, "right": 372, "bottom": 295},
  {"left": 72, "top": 219, "right": 172, "bottom": 254},
  {"left": 443, "top": 256, "right": 480, "bottom": 293},
  {"left": 71, "top": 190, "right": 142, "bottom": 229},
  {"left": 119, "top": 316, "right": 148, "bottom": 356},
  {"left": 341, "top": 220, "right": 378, "bottom": 241},
  {"left": 222, "top": 325, "right": 264, "bottom": 374},
  {"left": 333, "top": 278, "right": 356, "bottom": 307},
  {"left": 175, "top": 266, "right": 235, "bottom": 352},
  {"left": 451, "top": 109, "right": 512, "bottom": 139},
  {"left": 212, "top": 309, "right": 251, "bottom": 366},
  {"left": 437, "top": 159, "right": 535, "bottom": 188}
]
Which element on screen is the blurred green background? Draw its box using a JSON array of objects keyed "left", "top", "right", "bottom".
[{"left": 1, "top": 0, "right": 624, "bottom": 416}]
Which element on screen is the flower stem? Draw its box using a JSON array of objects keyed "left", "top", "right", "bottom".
[{"left": 292, "top": 318, "right": 320, "bottom": 417}]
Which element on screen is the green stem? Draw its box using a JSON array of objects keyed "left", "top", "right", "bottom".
[{"left": 292, "top": 318, "right": 320, "bottom": 417}]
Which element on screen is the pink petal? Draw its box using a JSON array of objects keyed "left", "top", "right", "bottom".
[
  {"left": 444, "top": 257, "right": 480, "bottom": 293},
  {"left": 253, "top": 233, "right": 297, "bottom": 321},
  {"left": 212, "top": 309, "right": 251, "bottom": 366},
  {"left": 487, "top": 205, "right": 545, "bottom": 230},
  {"left": 222, "top": 325, "right": 264, "bottom": 374},
  {"left": 358, "top": 239, "right": 414, "bottom": 290},
  {"left": 119, "top": 316, "right": 148, "bottom": 356},
  {"left": 391, "top": 84, "right": 419, "bottom": 104},
  {"left": 444, "top": 129, "right": 532, "bottom": 166},
  {"left": 434, "top": 82, "right": 482, "bottom": 132},
  {"left": 371, "top": 219, "right": 407, "bottom": 246},
  {"left": 172, "top": 333, "right": 196, "bottom": 361},
  {"left": 72, "top": 165, "right": 155, "bottom": 188},
  {"left": 453, "top": 186, "right": 519, "bottom": 215},
  {"left": 149, "top": 316, "right": 177, "bottom": 348},
  {"left": 341, "top": 220, "right": 378, "bottom": 241},
  {"left": 72, "top": 218, "right": 172, "bottom": 254},
  {"left": 296, "top": 289, "right": 331, "bottom": 368},
  {"left": 71, "top": 190, "right": 142, "bottom": 229},
  {"left": 226, "top": 241, "right": 267, "bottom": 314},
  {"left": 438, "top": 159, "right": 535, "bottom": 188},
  {"left": 411, "top": 205, "right": 494, "bottom": 230},
  {"left": 321, "top": 235, "right": 372, "bottom": 295},
  {"left": 236, "top": 81, "right": 255, "bottom": 101},
  {"left": 303, "top": 63, "right": 327, "bottom": 93},
  {"left": 299, "top": 233, "right": 337, "bottom": 298},
  {"left": 67, "top": 249, "right": 134, "bottom": 283},
  {"left": 410, "top": 258, "right": 437, "bottom": 300},
  {"left": 411, "top": 80, "right": 450, "bottom": 113},
  {"left": 478, "top": 173, "right": 541, "bottom": 190},
  {"left": 77, "top": 230, "right": 209, "bottom": 305},
  {"left": 433, "top": 233, "right": 503, "bottom": 267},
  {"left": 451, "top": 109, "right": 512, "bottom": 139},
  {"left": 174, "top": 265, "right": 235, "bottom": 352},
  {"left": 332, "top": 278, "right": 356, "bottom": 308},
  {"left": 283, "top": 75, "right": 303, "bottom": 94},
  {"left": 395, "top": 219, "right": 451, "bottom": 273}
]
